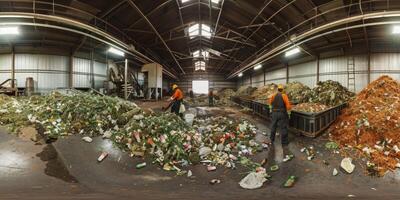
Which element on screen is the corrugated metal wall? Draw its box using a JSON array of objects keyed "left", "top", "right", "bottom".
[
  {"left": 252, "top": 72, "right": 264, "bottom": 87},
  {"left": 94, "top": 61, "right": 107, "bottom": 89},
  {"left": 238, "top": 53, "right": 400, "bottom": 93},
  {"left": 289, "top": 61, "right": 317, "bottom": 88},
  {"left": 0, "top": 54, "right": 11, "bottom": 84},
  {"left": 0, "top": 54, "right": 107, "bottom": 93},
  {"left": 176, "top": 73, "right": 236, "bottom": 93},
  {"left": 266, "top": 68, "right": 286, "bottom": 85},
  {"left": 371, "top": 53, "right": 400, "bottom": 80},
  {"left": 73, "top": 58, "right": 91, "bottom": 88}
]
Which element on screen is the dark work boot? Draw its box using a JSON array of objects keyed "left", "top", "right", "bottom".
[
  {"left": 282, "top": 145, "right": 294, "bottom": 162},
  {"left": 282, "top": 145, "right": 293, "bottom": 156},
  {"left": 267, "top": 144, "right": 275, "bottom": 160}
]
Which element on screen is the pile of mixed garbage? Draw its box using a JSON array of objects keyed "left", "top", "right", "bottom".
[
  {"left": 215, "top": 88, "right": 236, "bottom": 106},
  {"left": 292, "top": 103, "right": 329, "bottom": 113},
  {"left": 236, "top": 86, "right": 256, "bottom": 99},
  {"left": 309, "top": 80, "right": 354, "bottom": 106},
  {"left": 0, "top": 92, "right": 264, "bottom": 176},
  {"left": 234, "top": 81, "right": 352, "bottom": 113},
  {"left": 250, "top": 84, "right": 277, "bottom": 103},
  {"left": 329, "top": 76, "right": 400, "bottom": 176},
  {"left": 186, "top": 94, "right": 208, "bottom": 107},
  {"left": 285, "top": 82, "right": 312, "bottom": 104}
]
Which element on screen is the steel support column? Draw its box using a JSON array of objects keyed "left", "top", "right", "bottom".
[
  {"left": 11, "top": 46, "right": 15, "bottom": 89},
  {"left": 286, "top": 63, "right": 289, "bottom": 84},
  {"left": 367, "top": 52, "right": 371, "bottom": 83},
  {"left": 316, "top": 55, "right": 320, "bottom": 83},
  {"left": 124, "top": 59, "right": 128, "bottom": 100},
  {"left": 69, "top": 55, "right": 73, "bottom": 88},
  {"left": 263, "top": 69, "right": 266, "bottom": 86},
  {"left": 90, "top": 50, "right": 95, "bottom": 89}
]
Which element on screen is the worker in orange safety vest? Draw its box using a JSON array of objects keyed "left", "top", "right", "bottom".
[{"left": 169, "top": 84, "right": 184, "bottom": 118}]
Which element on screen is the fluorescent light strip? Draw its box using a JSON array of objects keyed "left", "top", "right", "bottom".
[
  {"left": 285, "top": 47, "right": 301, "bottom": 57},
  {"left": 108, "top": 47, "right": 125, "bottom": 57},
  {"left": 254, "top": 64, "right": 262, "bottom": 70},
  {"left": 393, "top": 25, "right": 400, "bottom": 34},
  {"left": 0, "top": 26, "right": 19, "bottom": 35}
]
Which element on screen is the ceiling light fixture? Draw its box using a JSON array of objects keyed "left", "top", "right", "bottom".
[
  {"left": 108, "top": 47, "right": 125, "bottom": 57},
  {"left": 238, "top": 72, "right": 243, "bottom": 77},
  {"left": 393, "top": 25, "right": 400, "bottom": 34},
  {"left": 254, "top": 64, "right": 262, "bottom": 70},
  {"left": 0, "top": 26, "right": 19, "bottom": 35},
  {"left": 285, "top": 47, "right": 301, "bottom": 57}
]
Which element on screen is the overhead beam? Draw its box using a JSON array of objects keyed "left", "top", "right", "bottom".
[
  {"left": 124, "top": 28, "right": 154, "bottom": 34},
  {"left": 126, "top": 0, "right": 185, "bottom": 74},
  {"left": 214, "top": 0, "right": 225, "bottom": 33},
  {"left": 99, "top": 0, "right": 127, "bottom": 19},
  {"left": 150, "top": 35, "right": 256, "bottom": 47},
  {"left": 228, "top": 11, "right": 400, "bottom": 79},
  {"left": 216, "top": 0, "right": 275, "bottom": 72},
  {"left": 127, "top": 0, "right": 173, "bottom": 29},
  {"left": 238, "top": 23, "right": 274, "bottom": 29}
]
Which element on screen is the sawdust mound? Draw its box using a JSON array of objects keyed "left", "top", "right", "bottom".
[{"left": 330, "top": 75, "right": 400, "bottom": 175}]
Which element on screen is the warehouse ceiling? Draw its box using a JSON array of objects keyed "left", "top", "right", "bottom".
[{"left": 1, "top": 0, "right": 400, "bottom": 79}]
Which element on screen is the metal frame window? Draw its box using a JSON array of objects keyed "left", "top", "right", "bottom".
[
  {"left": 195, "top": 61, "right": 206, "bottom": 71},
  {"left": 188, "top": 23, "right": 213, "bottom": 39},
  {"left": 192, "top": 49, "right": 209, "bottom": 59}
]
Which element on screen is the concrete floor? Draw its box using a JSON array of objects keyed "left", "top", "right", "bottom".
[{"left": 1, "top": 105, "right": 400, "bottom": 200}]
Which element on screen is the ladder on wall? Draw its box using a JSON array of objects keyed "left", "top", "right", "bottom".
[{"left": 347, "top": 56, "right": 356, "bottom": 92}]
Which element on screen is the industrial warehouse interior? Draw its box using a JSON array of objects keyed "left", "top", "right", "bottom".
[{"left": 1, "top": 0, "right": 400, "bottom": 199}]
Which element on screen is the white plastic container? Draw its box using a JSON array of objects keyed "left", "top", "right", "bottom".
[{"left": 184, "top": 114, "right": 195, "bottom": 126}]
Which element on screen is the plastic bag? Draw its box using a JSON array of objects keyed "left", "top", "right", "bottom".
[
  {"left": 179, "top": 104, "right": 186, "bottom": 113},
  {"left": 239, "top": 172, "right": 267, "bottom": 189}
]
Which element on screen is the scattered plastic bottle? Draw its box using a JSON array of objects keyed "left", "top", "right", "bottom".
[{"left": 136, "top": 162, "right": 147, "bottom": 169}]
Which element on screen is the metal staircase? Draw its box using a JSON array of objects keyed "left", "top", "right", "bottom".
[{"left": 347, "top": 56, "right": 356, "bottom": 92}]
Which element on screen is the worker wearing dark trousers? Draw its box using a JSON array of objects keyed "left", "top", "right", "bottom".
[
  {"left": 208, "top": 89, "right": 214, "bottom": 107},
  {"left": 169, "top": 84, "right": 184, "bottom": 118},
  {"left": 268, "top": 84, "right": 292, "bottom": 155}
]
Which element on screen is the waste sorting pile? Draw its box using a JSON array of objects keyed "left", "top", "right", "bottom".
[
  {"left": 215, "top": 88, "right": 236, "bottom": 106},
  {"left": 309, "top": 80, "right": 354, "bottom": 106},
  {"left": 292, "top": 103, "right": 330, "bottom": 113},
  {"left": 186, "top": 94, "right": 208, "bottom": 107},
  {"left": 192, "top": 116, "right": 262, "bottom": 170},
  {"left": 111, "top": 112, "right": 197, "bottom": 170},
  {"left": 285, "top": 82, "right": 312, "bottom": 103},
  {"left": 329, "top": 75, "right": 400, "bottom": 176},
  {"left": 186, "top": 89, "right": 236, "bottom": 107},
  {"left": 250, "top": 83, "right": 277, "bottom": 102},
  {"left": 235, "top": 86, "right": 256, "bottom": 99},
  {"left": 0, "top": 92, "right": 139, "bottom": 139},
  {"left": 0, "top": 92, "right": 264, "bottom": 176}
]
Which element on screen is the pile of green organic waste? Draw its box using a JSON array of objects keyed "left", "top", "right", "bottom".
[
  {"left": 309, "top": 80, "right": 354, "bottom": 106},
  {"left": 285, "top": 82, "right": 312, "bottom": 104},
  {"left": 0, "top": 92, "right": 262, "bottom": 173},
  {"left": 0, "top": 92, "right": 139, "bottom": 139}
]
